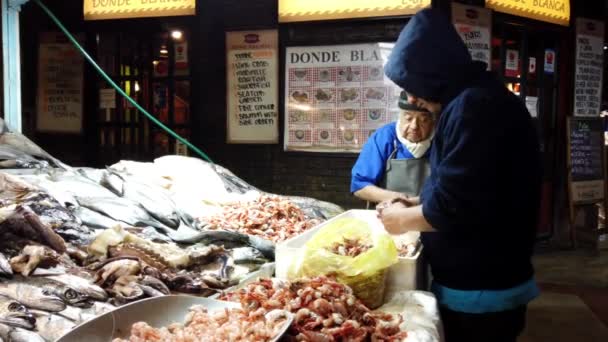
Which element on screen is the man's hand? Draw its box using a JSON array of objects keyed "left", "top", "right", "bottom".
[
  {"left": 376, "top": 196, "right": 416, "bottom": 215},
  {"left": 379, "top": 203, "right": 407, "bottom": 235},
  {"left": 378, "top": 203, "right": 436, "bottom": 234}
]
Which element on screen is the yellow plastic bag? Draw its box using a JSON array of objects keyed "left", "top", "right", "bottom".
[{"left": 288, "top": 217, "right": 398, "bottom": 308}]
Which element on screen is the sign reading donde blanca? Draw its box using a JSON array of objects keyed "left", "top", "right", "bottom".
[
  {"left": 452, "top": 3, "right": 492, "bottom": 70},
  {"left": 279, "top": 0, "right": 431, "bottom": 23},
  {"left": 485, "top": 0, "right": 570, "bottom": 26},
  {"left": 84, "top": 0, "right": 196, "bottom": 21}
]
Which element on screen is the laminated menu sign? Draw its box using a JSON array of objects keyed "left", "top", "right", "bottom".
[
  {"left": 452, "top": 3, "right": 492, "bottom": 70},
  {"left": 573, "top": 18, "right": 605, "bottom": 117},
  {"left": 36, "top": 32, "right": 84, "bottom": 133},
  {"left": 568, "top": 117, "right": 605, "bottom": 204},
  {"left": 226, "top": 30, "right": 279, "bottom": 144},
  {"left": 284, "top": 43, "right": 402, "bottom": 152}
]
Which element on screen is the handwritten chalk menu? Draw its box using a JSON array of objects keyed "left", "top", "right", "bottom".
[
  {"left": 452, "top": 3, "right": 492, "bottom": 70},
  {"left": 284, "top": 43, "right": 402, "bottom": 153},
  {"left": 573, "top": 18, "right": 605, "bottom": 117},
  {"left": 36, "top": 32, "right": 84, "bottom": 133},
  {"left": 568, "top": 117, "right": 605, "bottom": 204},
  {"left": 226, "top": 30, "right": 279, "bottom": 144}
]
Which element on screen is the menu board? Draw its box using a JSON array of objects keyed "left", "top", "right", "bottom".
[
  {"left": 573, "top": 18, "right": 605, "bottom": 117},
  {"left": 36, "top": 32, "right": 84, "bottom": 133},
  {"left": 568, "top": 117, "right": 605, "bottom": 204},
  {"left": 284, "top": 43, "right": 402, "bottom": 153},
  {"left": 226, "top": 30, "right": 279, "bottom": 144},
  {"left": 452, "top": 3, "right": 492, "bottom": 70}
]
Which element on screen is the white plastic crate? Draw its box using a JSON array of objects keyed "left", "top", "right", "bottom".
[{"left": 276, "top": 209, "right": 423, "bottom": 296}]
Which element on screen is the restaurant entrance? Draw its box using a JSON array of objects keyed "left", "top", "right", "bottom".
[{"left": 91, "top": 24, "right": 193, "bottom": 164}]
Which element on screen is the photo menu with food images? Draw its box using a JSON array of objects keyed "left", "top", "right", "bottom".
[{"left": 284, "top": 43, "right": 402, "bottom": 153}]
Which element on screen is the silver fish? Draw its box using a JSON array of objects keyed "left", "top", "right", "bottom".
[
  {"left": 44, "top": 274, "right": 108, "bottom": 301},
  {"left": 75, "top": 196, "right": 172, "bottom": 233},
  {"left": 70, "top": 205, "right": 121, "bottom": 230},
  {"left": 0, "top": 145, "right": 48, "bottom": 169},
  {"left": 31, "top": 310, "right": 76, "bottom": 342},
  {"left": 0, "top": 323, "right": 45, "bottom": 342},
  {"left": 103, "top": 170, "right": 181, "bottom": 228},
  {"left": 0, "top": 254, "right": 12, "bottom": 278},
  {"left": 0, "top": 277, "right": 86, "bottom": 312},
  {"left": 0, "top": 296, "right": 36, "bottom": 330},
  {"left": 231, "top": 247, "right": 267, "bottom": 265},
  {"left": 58, "top": 301, "right": 115, "bottom": 323},
  {"left": 175, "top": 229, "right": 275, "bottom": 260},
  {"left": 47, "top": 173, "right": 118, "bottom": 199}
]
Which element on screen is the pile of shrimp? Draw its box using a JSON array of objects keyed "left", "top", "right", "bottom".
[
  {"left": 220, "top": 277, "right": 408, "bottom": 341},
  {"left": 327, "top": 237, "right": 372, "bottom": 257},
  {"left": 114, "top": 306, "right": 289, "bottom": 342},
  {"left": 204, "top": 196, "right": 320, "bottom": 243}
]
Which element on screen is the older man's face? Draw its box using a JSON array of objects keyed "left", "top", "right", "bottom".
[
  {"left": 399, "top": 110, "right": 434, "bottom": 143},
  {"left": 405, "top": 92, "right": 442, "bottom": 115}
]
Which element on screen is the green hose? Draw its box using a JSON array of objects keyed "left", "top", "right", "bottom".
[{"left": 34, "top": 0, "right": 214, "bottom": 164}]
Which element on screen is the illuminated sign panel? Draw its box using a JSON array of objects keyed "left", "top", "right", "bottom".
[
  {"left": 278, "top": 0, "right": 431, "bottom": 23},
  {"left": 84, "top": 0, "right": 196, "bottom": 21},
  {"left": 485, "top": 0, "right": 570, "bottom": 26}
]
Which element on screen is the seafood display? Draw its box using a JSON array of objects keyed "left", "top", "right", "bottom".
[
  {"left": 0, "top": 121, "right": 349, "bottom": 340},
  {"left": 220, "top": 277, "right": 409, "bottom": 341},
  {"left": 115, "top": 306, "right": 291, "bottom": 342},
  {"left": 0, "top": 118, "right": 433, "bottom": 340},
  {"left": 202, "top": 196, "right": 321, "bottom": 243}
]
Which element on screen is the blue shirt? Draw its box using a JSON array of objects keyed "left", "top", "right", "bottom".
[
  {"left": 351, "top": 122, "right": 415, "bottom": 193},
  {"left": 431, "top": 278, "right": 540, "bottom": 314}
]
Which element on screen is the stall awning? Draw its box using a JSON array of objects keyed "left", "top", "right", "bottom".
[
  {"left": 485, "top": 0, "right": 570, "bottom": 26},
  {"left": 278, "top": 0, "right": 431, "bottom": 23},
  {"left": 83, "top": 0, "right": 196, "bottom": 21}
]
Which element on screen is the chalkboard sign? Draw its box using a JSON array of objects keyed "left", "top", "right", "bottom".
[{"left": 567, "top": 117, "right": 605, "bottom": 204}]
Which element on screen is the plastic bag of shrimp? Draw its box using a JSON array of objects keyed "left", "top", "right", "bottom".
[{"left": 288, "top": 217, "right": 398, "bottom": 309}]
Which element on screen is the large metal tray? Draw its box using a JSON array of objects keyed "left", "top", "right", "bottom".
[{"left": 56, "top": 295, "right": 292, "bottom": 342}]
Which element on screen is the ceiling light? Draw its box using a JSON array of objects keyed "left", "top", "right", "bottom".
[
  {"left": 171, "top": 30, "right": 183, "bottom": 40},
  {"left": 160, "top": 48, "right": 168, "bottom": 55}
]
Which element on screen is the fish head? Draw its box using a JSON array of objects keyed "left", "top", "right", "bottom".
[
  {"left": 0, "top": 301, "right": 36, "bottom": 330},
  {"left": 56, "top": 288, "right": 93, "bottom": 308}
]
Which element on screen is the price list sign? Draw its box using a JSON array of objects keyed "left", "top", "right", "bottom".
[
  {"left": 573, "top": 18, "right": 605, "bottom": 117},
  {"left": 226, "top": 30, "right": 279, "bottom": 144},
  {"left": 452, "top": 3, "right": 492, "bottom": 70},
  {"left": 36, "top": 32, "right": 84, "bottom": 133},
  {"left": 568, "top": 118, "right": 605, "bottom": 204}
]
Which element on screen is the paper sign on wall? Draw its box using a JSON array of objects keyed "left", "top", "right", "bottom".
[
  {"left": 573, "top": 18, "right": 605, "bottom": 117},
  {"left": 529, "top": 57, "right": 537, "bottom": 74},
  {"left": 36, "top": 32, "right": 84, "bottom": 133},
  {"left": 284, "top": 43, "right": 403, "bottom": 153},
  {"left": 452, "top": 3, "right": 492, "bottom": 70},
  {"left": 99, "top": 89, "right": 116, "bottom": 109},
  {"left": 226, "top": 30, "right": 279, "bottom": 144},
  {"left": 544, "top": 49, "right": 556, "bottom": 73},
  {"left": 505, "top": 49, "right": 519, "bottom": 77}
]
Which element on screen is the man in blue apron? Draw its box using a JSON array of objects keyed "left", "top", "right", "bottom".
[
  {"left": 378, "top": 9, "right": 542, "bottom": 342},
  {"left": 351, "top": 91, "right": 434, "bottom": 204}
]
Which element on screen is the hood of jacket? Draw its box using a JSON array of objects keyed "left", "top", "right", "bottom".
[{"left": 385, "top": 8, "right": 486, "bottom": 105}]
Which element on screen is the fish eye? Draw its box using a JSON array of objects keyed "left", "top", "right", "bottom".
[
  {"left": 65, "top": 289, "right": 78, "bottom": 299},
  {"left": 8, "top": 302, "right": 25, "bottom": 312}
]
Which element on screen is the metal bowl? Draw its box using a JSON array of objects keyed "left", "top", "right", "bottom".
[{"left": 56, "top": 295, "right": 292, "bottom": 342}]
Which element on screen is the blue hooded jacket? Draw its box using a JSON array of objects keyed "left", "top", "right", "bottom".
[{"left": 385, "top": 9, "right": 542, "bottom": 291}]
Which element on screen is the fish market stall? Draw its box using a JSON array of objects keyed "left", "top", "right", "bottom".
[{"left": 0, "top": 118, "right": 438, "bottom": 341}]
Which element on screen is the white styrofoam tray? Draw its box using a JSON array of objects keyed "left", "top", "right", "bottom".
[{"left": 276, "top": 209, "right": 423, "bottom": 294}]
